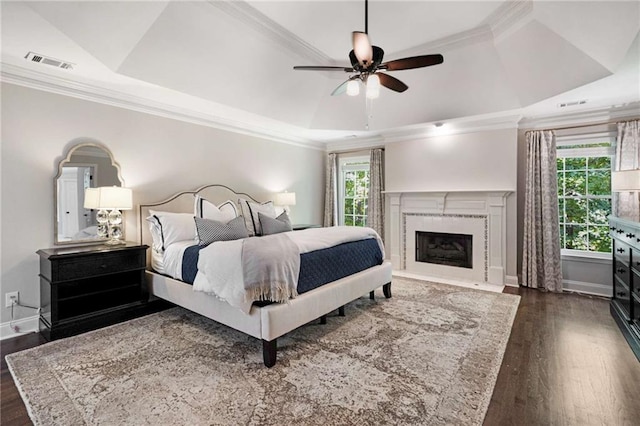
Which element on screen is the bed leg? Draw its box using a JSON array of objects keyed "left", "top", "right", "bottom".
[
  {"left": 262, "top": 339, "right": 277, "bottom": 368},
  {"left": 338, "top": 306, "right": 345, "bottom": 317},
  {"left": 370, "top": 291, "right": 375, "bottom": 300},
  {"left": 320, "top": 315, "right": 327, "bottom": 324},
  {"left": 383, "top": 282, "right": 392, "bottom": 298}
]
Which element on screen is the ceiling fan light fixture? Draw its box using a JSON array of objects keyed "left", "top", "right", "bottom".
[
  {"left": 347, "top": 80, "right": 360, "bottom": 96},
  {"left": 366, "top": 74, "right": 380, "bottom": 99}
]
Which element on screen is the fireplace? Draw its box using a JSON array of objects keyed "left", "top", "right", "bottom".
[
  {"left": 386, "top": 190, "right": 512, "bottom": 285},
  {"left": 416, "top": 231, "right": 472, "bottom": 268}
]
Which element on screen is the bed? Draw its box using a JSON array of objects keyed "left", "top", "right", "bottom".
[{"left": 139, "top": 184, "right": 393, "bottom": 367}]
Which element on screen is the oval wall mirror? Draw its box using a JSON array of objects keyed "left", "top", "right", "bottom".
[{"left": 54, "top": 143, "right": 123, "bottom": 245}]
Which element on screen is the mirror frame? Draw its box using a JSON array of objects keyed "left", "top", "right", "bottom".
[{"left": 54, "top": 142, "right": 124, "bottom": 245}]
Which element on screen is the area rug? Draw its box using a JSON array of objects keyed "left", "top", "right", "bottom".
[{"left": 7, "top": 278, "right": 519, "bottom": 425}]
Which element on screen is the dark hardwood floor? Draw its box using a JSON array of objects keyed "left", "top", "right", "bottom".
[
  {"left": 485, "top": 286, "right": 640, "bottom": 425},
  {"left": 2, "top": 288, "right": 639, "bottom": 425}
]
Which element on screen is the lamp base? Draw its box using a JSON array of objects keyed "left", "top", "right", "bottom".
[{"left": 104, "top": 238, "right": 125, "bottom": 245}]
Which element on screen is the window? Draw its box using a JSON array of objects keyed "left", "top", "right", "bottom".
[
  {"left": 556, "top": 132, "right": 615, "bottom": 254},
  {"left": 338, "top": 157, "right": 370, "bottom": 226}
]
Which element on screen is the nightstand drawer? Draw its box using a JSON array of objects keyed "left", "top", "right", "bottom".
[{"left": 51, "top": 250, "right": 145, "bottom": 282}]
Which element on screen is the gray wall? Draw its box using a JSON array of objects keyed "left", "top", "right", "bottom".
[{"left": 1, "top": 83, "right": 325, "bottom": 326}]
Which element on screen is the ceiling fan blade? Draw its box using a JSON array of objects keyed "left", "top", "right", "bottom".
[
  {"left": 293, "top": 66, "right": 354, "bottom": 72},
  {"left": 352, "top": 31, "right": 373, "bottom": 67},
  {"left": 380, "top": 54, "right": 444, "bottom": 71},
  {"left": 331, "top": 80, "right": 350, "bottom": 96},
  {"left": 378, "top": 73, "right": 408, "bottom": 93}
]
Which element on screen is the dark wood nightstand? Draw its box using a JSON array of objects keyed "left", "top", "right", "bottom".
[
  {"left": 37, "top": 242, "right": 161, "bottom": 340},
  {"left": 292, "top": 224, "right": 321, "bottom": 231}
]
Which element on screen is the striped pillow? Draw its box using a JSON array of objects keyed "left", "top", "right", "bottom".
[{"left": 194, "top": 216, "right": 248, "bottom": 246}]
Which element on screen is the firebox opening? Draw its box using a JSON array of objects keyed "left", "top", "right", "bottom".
[{"left": 416, "top": 231, "right": 472, "bottom": 269}]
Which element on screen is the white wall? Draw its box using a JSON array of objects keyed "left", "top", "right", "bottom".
[
  {"left": 0, "top": 83, "right": 325, "bottom": 327},
  {"left": 384, "top": 127, "right": 518, "bottom": 280}
]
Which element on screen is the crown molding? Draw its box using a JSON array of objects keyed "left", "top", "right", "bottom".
[
  {"left": 519, "top": 102, "right": 640, "bottom": 130},
  {"left": 391, "top": 25, "right": 493, "bottom": 58},
  {"left": 485, "top": 0, "right": 534, "bottom": 41},
  {"left": 207, "top": 0, "right": 332, "bottom": 65},
  {"left": 325, "top": 113, "right": 522, "bottom": 151},
  {"left": 1, "top": 63, "right": 326, "bottom": 151}
]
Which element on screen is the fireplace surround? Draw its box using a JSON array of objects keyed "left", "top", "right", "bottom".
[{"left": 386, "top": 190, "right": 512, "bottom": 286}]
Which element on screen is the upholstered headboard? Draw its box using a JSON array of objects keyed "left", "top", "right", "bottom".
[{"left": 138, "top": 184, "right": 259, "bottom": 266}]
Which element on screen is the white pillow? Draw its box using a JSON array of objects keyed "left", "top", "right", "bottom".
[
  {"left": 194, "top": 196, "right": 238, "bottom": 222},
  {"left": 147, "top": 210, "right": 196, "bottom": 251},
  {"left": 238, "top": 198, "right": 276, "bottom": 236}
]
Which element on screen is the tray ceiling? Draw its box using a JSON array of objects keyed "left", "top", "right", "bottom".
[{"left": 1, "top": 1, "right": 638, "bottom": 145}]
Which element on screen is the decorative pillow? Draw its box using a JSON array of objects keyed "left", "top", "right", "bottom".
[
  {"left": 238, "top": 198, "right": 277, "bottom": 236},
  {"left": 259, "top": 212, "right": 292, "bottom": 235},
  {"left": 195, "top": 216, "right": 248, "bottom": 246},
  {"left": 194, "top": 196, "right": 238, "bottom": 222},
  {"left": 147, "top": 210, "right": 196, "bottom": 251}
]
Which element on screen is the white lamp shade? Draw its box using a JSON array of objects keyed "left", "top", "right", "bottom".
[
  {"left": 275, "top": 192, "right": 296, "bottom": 206},
  {"left": 611, "top": 170, "right": 640, "bottom": 191},
  {"left": 94, "top": 186, "right": 133, "bottom": 210},
  {"left": 346, "top": 80, "right": 360, "bottom": 96},
  {"left": 83, "top": 187, "right": 100, "bottom": 209},
  {"left": 366, "top": 74, "right": 380, "bottom": 99}
]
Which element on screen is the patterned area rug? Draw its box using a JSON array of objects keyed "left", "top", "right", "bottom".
[{"left": 7, "top": 278, "right": 519, "bottom": 425}]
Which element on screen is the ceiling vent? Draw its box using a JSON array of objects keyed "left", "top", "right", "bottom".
[
  {"left": 558, "top": 100, "right": 587, "bottom": 108},
  {"left": 24, "top": 52, "right": 73, "bottom": 70}
]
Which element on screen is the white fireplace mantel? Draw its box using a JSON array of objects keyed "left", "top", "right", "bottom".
[{"left": 386, "top": 190, "right": 514, "bottom": 286}]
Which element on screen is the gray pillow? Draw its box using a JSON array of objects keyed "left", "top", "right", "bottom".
[
  {"left": 259, "top": 212, "right": 292, "bottom": 235},
  {"left": 195, "top": 216, "right": 248, "bottom": 246}
]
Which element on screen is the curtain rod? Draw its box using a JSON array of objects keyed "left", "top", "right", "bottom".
[
  {"left": 329, "top": 147, "right": 385, "bottom": 155},
  {"left": 525, "top": 117, "right": 638, "bottom": 133}
]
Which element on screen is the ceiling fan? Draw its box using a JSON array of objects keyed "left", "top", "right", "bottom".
[{"left": 293, "top": 0, "right": 444, "bottom": 98}]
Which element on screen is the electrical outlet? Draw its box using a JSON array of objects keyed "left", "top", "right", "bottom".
[{"left": 5, "top": 291, "right": 19, "bottom": 308}]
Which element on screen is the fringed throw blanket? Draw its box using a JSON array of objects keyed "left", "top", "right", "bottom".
[
  {"left": 194, "top": 226, "right": 384, "bottom": 313},
  {"left": 241, "top": 233, "right": 300, "bottom": 304}
]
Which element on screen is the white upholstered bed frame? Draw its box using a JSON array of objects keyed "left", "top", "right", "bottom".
[{"left": 139, "top": 184, "right": 393, "bottom": 367}]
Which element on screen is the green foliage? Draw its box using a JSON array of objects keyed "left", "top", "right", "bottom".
[
  {"left": 341, "top": 166, "right": 370, "bottom": 227},
  {"left": 557, "top": 155, "right": 612, "bottom": 253}
]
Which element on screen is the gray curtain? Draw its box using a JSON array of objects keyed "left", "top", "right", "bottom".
[
  {"left": 522, "top": 130, "right": 563, "bottom": 292},
  {"left": 367, "top": 148, "right": 384, "bottom": 240},
  {"left": 323, "top": 153, "right": 337, "bottom": 227},
  {"left": 614, "top": 120, "right": 640, "bottom": 221}
]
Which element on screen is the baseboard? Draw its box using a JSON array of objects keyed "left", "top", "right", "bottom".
[
  {"left": 562, "top": 279, "right": 611, "bottom": 298},
  {"left": 0, "top": 315, "right": 40, "bottom": 340},
  {"left": 505, "top": 275, "right": 519, "bottom": 287}
]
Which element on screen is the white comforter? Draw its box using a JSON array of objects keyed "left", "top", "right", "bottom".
[{"left": 193, "top": 226, "right": 384, "bottom": 313}]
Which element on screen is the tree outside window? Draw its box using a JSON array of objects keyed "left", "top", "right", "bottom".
[
  {"left": 557, "top": 137, "right": 614, "bottom": 254},
  {"left": 339, "top": 158, "right": 370, "bottom": 227}
]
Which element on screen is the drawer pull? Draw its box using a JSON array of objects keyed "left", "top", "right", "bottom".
[
  {"left": 610, "top": 226, "right": 617, "bottom": 231},
  {"left": 617, "top": 291, "right": 627, "bottom": 297},
  {"left": 618, "top": 229, "right": 625, "bottom": 234},
  {"left": 100, "top": 264, "right": 108, "bottom": 269},
  {"left": 627, "top": 233, "right": 636, "bottom": 238},
  {"left": 617, "top": 248, "right": 625, "bottom": 253},
  {"left": 617, "top": 268, "right": 626, "bottom": 273}
]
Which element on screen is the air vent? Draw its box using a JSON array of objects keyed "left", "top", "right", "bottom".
[
  {"left": 24, "top": 52, "right": 73, "bottom": 70},
  {"left": 558, "top": 100, "right": 587, "bottom": 108}
]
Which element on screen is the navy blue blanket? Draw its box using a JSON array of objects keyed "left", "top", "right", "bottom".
[{"left": 181, "top": 237, "right": 383, "bottom": 294}]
